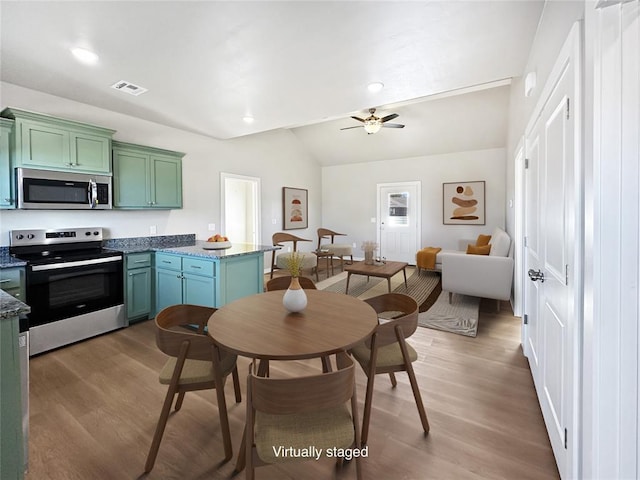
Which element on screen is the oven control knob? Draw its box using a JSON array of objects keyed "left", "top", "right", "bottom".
[
  {"left": 85, "top": 231, "right": 92, "bottom": 236},
  {"left": 27, "top": 234, "right": 35, "bottom": 239},
  {"left": 16, "top": 234, "right": 24, "bottom": 240},
  {"left": 93, "top": 231, "right": 100, "bottom": 236}
]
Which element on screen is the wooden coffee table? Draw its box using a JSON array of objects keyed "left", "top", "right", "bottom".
[{"left": 344, "top": 260, "right": 408, "bottom": 294}]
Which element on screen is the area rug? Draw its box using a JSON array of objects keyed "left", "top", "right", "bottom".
[
  {"left": 321, "top": 270, "right": 442, "bottom": 314},
  {"left": 320, "top": 275, "right": 385, "bottom": 297},
  {"left": 418, "top": 291, "right": 481, "bottom": 337},
  {"left": 319, "top": 269, "right": 479, "bottom": 337}
]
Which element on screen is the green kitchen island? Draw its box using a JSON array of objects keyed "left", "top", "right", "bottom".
[{"left": 154, "top": 241, "right": 278, "bottom": 314}]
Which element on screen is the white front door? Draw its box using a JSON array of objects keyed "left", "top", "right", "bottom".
[
  {"left": 523, "top": 24, "right": 580, "bottom": 479},
  {"left": 377, "top": 182, "right": 421, "bottom": 264}
]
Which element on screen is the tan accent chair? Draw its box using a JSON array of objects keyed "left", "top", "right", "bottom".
[
  {"left": 350, "top": 293, "right": 430, "bottom": 445},
  {"left": 145, "top": 304, "right": 242, "bottom": 473},
  {"left": 245, "top": 352, "right": 362, "bottom": 480},
  {"left": 317, "top": 228, "right": 353, "bottom": 271},
  {"left": 265, "top": 275, "right": 317, "bottom": 291},
  {"left": 270, "top": 232, "right": 318, "bottom": 281}
]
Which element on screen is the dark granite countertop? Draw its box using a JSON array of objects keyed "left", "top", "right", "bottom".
[
  {"left": 157, "top": 241, "right": 279, "bottom": 259},
  {"left": 0, "top": 247, "right": 27, "bottom": 268},
  {"left": 0, "top": 289, "right": 30, "bottom": 319},
  {"left": 103, "top": 233, "right": 196, "bottom": 253}
]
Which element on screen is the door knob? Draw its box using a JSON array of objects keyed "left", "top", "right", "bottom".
[{"left": 528, "top": 269, "right": 545, "bottom": 283}]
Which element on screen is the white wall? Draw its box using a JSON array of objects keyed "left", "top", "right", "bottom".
[
  {"left": 506, "top": 1, "right": 585, "bottom": 241},
  {"left": 0, "top": 82, "right": 322, "bottom": 251},
  {"left": 321, "top": 148, "right": 507, "bottom": 257}
]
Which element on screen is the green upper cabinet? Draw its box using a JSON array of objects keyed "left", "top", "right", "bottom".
[
  {"left": 0, "top": 108, "right": 115, "bottom": 174},
  {"left": 112, "top": 141, "right": 183, "bottom": 209},
  {"left": 0, "top": 118, "right": 15, "bottom": 208}
]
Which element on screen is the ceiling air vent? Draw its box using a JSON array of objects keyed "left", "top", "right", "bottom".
[{"left": 111, "top": 80, "right": 148, "bottom": 96}]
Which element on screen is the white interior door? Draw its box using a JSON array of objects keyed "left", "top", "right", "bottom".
[
  {"left": 377, "top": 182, "right": 420, "bottom": 264},
  {"left": 221, "top": 173, "right": 261, "bottom": 245},
  {"left": 523, "top": 24, "right": 580, "bottom": 480}
]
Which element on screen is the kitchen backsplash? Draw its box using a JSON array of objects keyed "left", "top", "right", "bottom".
[{"left": 103, "top": 234, "right": 196, "bottom": 252}]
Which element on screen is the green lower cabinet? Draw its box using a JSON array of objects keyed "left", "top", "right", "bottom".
[
  {"left": 153, "top": 250, "right": 265, "bottom": 315},
  {"left": 0, "top": 312, "right": 24, "bottom": 480},
  {"left": 155, "top": 253, "right": 215, "bottom": 315},
  {"left": 155, "top": 268, "right": 185, "bottom": 314},
  {"left": 124, "top": 253, "right": 152, "bottom": 323},
  {"left": 183, "top": 273, "right": 215, "bottom": 307},
  {"left": 0, "top": 267, "right": 25, "bottom": 301}
]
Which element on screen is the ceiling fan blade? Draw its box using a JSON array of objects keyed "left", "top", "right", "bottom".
[
  {"left": 340, "top": 125, "right": 364, "bottom": 130},
  {"left": 382, "top": 123, "right": 405, "bottom": 128},
  {"left": 380, "top": 113, "right": 399, "bottom": 123},
  {"left": 350, "top": 116, "right": 365, "bottom": 123}
]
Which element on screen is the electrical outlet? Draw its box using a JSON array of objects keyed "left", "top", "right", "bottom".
[
  {"left": 208, "top": 223, "right": 216, "bottom": 231},
  {"left": 370, "top": 217, "right": 376, "bottom": 223},
  {"left": 352, "top": 242, "right": 356, "bottom": 248},
  {"left": 150, "top": 225, "right": 157, "bottom": 235},
  {"left": 272, "top": 218, "right": 277, "bottom": 225}
]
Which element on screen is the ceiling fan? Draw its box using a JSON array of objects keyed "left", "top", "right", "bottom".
[{"left": 340, "top": 108, "right": 405, "bottom": 134}]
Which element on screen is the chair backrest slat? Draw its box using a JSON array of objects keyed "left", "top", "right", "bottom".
[
  {"left": 249, "top": 353, "right": 355, "bottom": 415},
  {"left": 364, "top": 293, "right": 418, "bottom": 348},
  {"left": 155, "top": 304, "right": 219, "bottom": 361}
]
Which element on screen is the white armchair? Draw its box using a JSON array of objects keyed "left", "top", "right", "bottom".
[{"left": 440, "top": 227, "right": 514, "bottom": 310}]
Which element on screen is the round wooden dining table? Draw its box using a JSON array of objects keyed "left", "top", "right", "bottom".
[
  {"left": 207, "top": 289, "right": 378, "bottom": 473},
  {"left": 207, "top": 289, "right": 378, "bottom": 362}
]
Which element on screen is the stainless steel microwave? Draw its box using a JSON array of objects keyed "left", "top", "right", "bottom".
[{"left": 16, "top": 167, "right": 113, "bottom": 210}]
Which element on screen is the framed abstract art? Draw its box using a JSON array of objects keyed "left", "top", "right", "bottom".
[
  {"left": 443, "top": 181, "right": 485, "bottom": 225},
  {"left": 283, "top": 187, "right": 308, "bottom": 230}
]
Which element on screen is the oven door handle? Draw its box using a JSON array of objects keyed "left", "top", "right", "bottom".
[{"left": 31, "top": 256, "right": 122, "bottom": 271}]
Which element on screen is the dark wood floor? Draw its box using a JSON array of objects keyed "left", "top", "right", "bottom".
[{"left": 25, "top": 291, "right": 559, "bottom": 480}]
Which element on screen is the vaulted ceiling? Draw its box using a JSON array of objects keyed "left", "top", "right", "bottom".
[{"left": 0, "top": 1, "right": 544, "bottom": 165}]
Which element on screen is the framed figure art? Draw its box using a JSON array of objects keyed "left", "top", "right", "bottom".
[
  {"left": 443, "top": 181, "right": 485, "bottom": 225},
  {"left": 283, "top": 187, "right": 308, "bottom": 230}
]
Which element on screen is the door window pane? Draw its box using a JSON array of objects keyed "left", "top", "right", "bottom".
[{"left": 388, "top": 192, "right": 409, "bottom": 225}]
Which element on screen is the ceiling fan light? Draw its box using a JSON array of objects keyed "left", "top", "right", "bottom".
[{"left": 364, "top": 120, "right": 381, "bottom": 134}]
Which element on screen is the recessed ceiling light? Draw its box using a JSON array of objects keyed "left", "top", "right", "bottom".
[
  {"left": 367, "top": 82, "right": 384, "bottom": 93},
  {"left": 71, "top": 47, "right": 99, "bottom": 65},
  {"left": 243, "top": 116, "right": 255, "bottom": 124}
]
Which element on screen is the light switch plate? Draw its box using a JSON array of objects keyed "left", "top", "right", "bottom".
[{"left": 208, "top": 223, "right": 216, "bottom": 231}]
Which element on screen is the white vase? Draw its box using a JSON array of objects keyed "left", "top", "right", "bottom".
[{"left": 282, "top": 277, "right": 307, "bottom": 313}]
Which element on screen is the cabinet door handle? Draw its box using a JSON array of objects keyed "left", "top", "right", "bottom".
[
  {"left": 0, "top": 279, "right": 11, "bottom": 283},
  {"left": 134, "top": 260, "right": 147, "bottom": 263},
  {"left": 190, "top": 265, "right": 201, "bottom": 269},
  {"left": 162, "top": 260, "right": 171, "bottom": 264}
]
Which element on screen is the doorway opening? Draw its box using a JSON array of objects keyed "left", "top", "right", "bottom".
[{"left": 221, "top": 173, "right": 261, "bottom": 245}]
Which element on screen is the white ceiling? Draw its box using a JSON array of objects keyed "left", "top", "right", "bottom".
[{"left": 0, "top": 1, "right": 544, "bottom": 165}]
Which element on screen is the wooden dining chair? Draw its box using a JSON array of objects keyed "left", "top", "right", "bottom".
[
  {"left": 350, "top": 293, "right": 430, "bottom": 445},
  {"left": 317, "top": 227, "right": 353, "bottom": 271},
  {"left": 245, "top": 351, "right": 362, "bottom": 480},
  {"left": 145, "top": 304, "right": 242, "bottom": 473},
  {"left": 270, "top": 232, "right": 318, "bottom": 281},
  {"left": 265, "top": 275, "right": 317, "bottom": 291}
]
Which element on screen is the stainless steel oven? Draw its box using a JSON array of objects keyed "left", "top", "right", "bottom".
[
  {"left": 16, "top": 167, "right": 112, "bottom": 209},
  {"left": 10, "top": 227, "right": 124, "bottom": 355}
]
